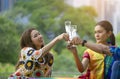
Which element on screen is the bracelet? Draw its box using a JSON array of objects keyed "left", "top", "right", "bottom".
[{"left": 82, "top": 40, "right": 87, "bottom": 46}]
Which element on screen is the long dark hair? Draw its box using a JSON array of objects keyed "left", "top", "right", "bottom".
[
  {"left": 16, "top": 28, "right": 36, "bottom": 70},
  {"left": 16, "top": 28, "right": 52, "bottom": 70},
  {"left": 20, "top": 28, "right": 36, "bottom": 49},
  {"left": 96, "top": 20, "right": 115, "bottom": 45}
]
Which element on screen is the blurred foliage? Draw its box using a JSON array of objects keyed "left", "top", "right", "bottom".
[
  {"left": 116, "top": 33, "right": 120, "bottom": 45},
  {"left": 52, "top": 46, "right": 86, "bottom": 75},
  {"left": 0, "top": 63, "right": 15, "bottom": 77},
  {"left": 0, "top": 16, "right": 19, "bottom": 64},
  {"left": 7, "top": 0, "right": 97, "bottom": 52},
  {"left": 60, "top": 6, "right": 97, "bottom": 38},
  {"left": 0, "top": 0, "right": 98, "bottom": 77}
]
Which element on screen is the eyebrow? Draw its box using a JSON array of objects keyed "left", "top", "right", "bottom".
[{"left": 32, "top": 32, "right": 40, "bottom": 37}]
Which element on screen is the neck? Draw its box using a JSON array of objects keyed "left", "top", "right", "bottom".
[{"left": 36, "top": 44, "right": 44, "bottom": 50}]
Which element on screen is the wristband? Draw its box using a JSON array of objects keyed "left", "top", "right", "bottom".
[{"left": 82, "top": 40, "right": 87, "bottom": 46}]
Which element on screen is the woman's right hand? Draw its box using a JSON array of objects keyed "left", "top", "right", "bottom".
[{"left": 57, "top": 33, "right": 69, "bottom": 41}]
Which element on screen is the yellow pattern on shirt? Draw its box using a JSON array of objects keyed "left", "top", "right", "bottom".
[{"left": 84, "top": 49, "right": 104, "bottom": 79}]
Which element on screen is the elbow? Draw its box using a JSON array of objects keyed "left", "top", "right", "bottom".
[
  {"left": 80, "top": 70, "right": 84, "bottom": 73},
  {"left": 76, "top": 62, "right": 86, "bottom": 73},
  {"left": 78, "top": 67, "right": 84, "bottom": 73}
]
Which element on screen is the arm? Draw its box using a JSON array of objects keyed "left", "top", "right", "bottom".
[
  {"left": 84, "top": 42, "right": 112, "bottom": 56},
  {"left": 73, "top": 52, "right": 89, "bottom": 73},
  {"left": 70, "top": 37, "right": 112, "bottom": 56},
  {"left": 20, "top": 33, "right": 68, "bottom": 61},
  {"left": 41, "top": 33, "right": 69, "bottom": 56},
  {"left": 67, "top": 45, "right": 89, "bottom": 72}
]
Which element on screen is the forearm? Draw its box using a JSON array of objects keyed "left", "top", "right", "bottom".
[
  {"left": 72, "top": 52, "right": 84, "bottom": 72},
  {"left": 84, "top": 42, "right": 112, "bottom": 55},
  {"left": 85, "top": 42, "right": 103, "bottom": 53},
  {"left": 42, "top": 37, "right": 60, "bottom": 55}
]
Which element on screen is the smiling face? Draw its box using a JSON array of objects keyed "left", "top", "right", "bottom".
[
  {"left": 31, "top": 30, "right": 44, "bottom": 49},
  {"left": 94, "top": 25, "right": 111, "bottom": 44}
]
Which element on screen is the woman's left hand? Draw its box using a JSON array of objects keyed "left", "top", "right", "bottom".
[{"left": 67, "top": 44, "right": 77, "bottom": 53}]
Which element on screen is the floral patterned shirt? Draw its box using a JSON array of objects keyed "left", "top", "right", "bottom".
[{"left": 11, "top": 47, "right": 54, "bottom": 78}]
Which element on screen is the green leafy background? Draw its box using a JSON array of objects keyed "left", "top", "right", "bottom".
[{"left": 0, "top": 0, "right": 119, "bottom": 78}]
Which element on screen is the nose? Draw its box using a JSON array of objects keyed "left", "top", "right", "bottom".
[
  {"left": 38, "top": 34, "right": 43, "bottom": 39},
  {"left": 95, "top": 33, "right": 99, "bottom": 38}
]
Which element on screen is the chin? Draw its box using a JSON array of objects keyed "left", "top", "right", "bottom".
[
  {"left": 96, "top": 41, "right": 101, "bottom": 43},
  {"left": 41, "top": 44, "right": 44, "bottom": 48}
]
